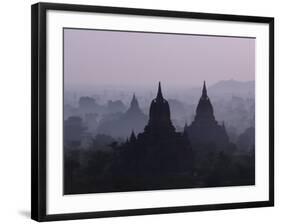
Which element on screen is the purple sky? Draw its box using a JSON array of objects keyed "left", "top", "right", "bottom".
[{"left": 64, "top": 29, "right": 255, "bottom": 90}]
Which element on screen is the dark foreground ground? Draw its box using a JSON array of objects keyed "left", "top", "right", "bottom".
[{"left": 64, "top": 148, "right": 255, "bottom": 194}]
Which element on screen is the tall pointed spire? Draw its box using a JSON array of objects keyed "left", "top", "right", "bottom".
[
  {"left": 130, "top": 93, "right": 139, "bottom": 108},
  {"left": 156, "top": 82, "right": 163, "bottom": 100},
  {"left": 202, "top": 81, "right": 207, "bottom": 98},
  {"left": 145, "top": 82, "right": 175, "bottom": 134},
  {"left": 195, "top": 80, "right": 215, "bottom": 122},
  {"left": 126, "top": 93, "right": 143, "bottom": 115}
]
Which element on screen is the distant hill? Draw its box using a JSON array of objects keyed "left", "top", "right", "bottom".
[
  {"left": 186, "top": 80, "right": 254, "bottom": 102},
  {"left": 210, "top": 80, "right": 254, "bottom": 94},
  {"left": 209, "top": 80, "right": 254, "bottom": 99}
]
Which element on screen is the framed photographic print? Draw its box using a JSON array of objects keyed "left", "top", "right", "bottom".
[{"left": 31, "top": 2, "right": 274, "bottom": 222}]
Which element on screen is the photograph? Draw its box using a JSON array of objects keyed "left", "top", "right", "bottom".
[
  {"left": 63, "top": 28, "right": 256, "bottom": 194},
  {"left": 31, "top": 3, "right": 274, "bottom": 221}
]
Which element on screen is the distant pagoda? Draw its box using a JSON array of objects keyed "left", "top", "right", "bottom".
[
  {"left": 187, "top": 81, "right": 229, "bottom": 149},
  {"left": 122, "top": 94, "right": 148, "bottom": 135},
  {"left": 126, "top": 94, "right": 143, "bottom": 117},
  {"left": 97, "top": 93, "right": 147, "bottom": 138}
]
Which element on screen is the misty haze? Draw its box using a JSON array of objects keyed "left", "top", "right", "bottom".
[{"left": 63, "top": 28, "right": 255, "bottom": 194}]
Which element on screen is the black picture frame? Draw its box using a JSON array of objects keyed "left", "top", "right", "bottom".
[{"left": 31, "top": 2, "right": 274, "bottom": 222}]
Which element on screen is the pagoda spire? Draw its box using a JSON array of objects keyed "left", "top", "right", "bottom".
[
  {"left": 202, "top": 81, "right": 207, "bottom": 98},
  {"left": 195, "top": 80, "right": 215, "bottom": 122},
  {"left": 130, "top": 93, "right": 139, "bottom": 108},
  {"left": 145, "top": 82, "right": 175, "bottom": 134},
  {"left": 156, "top": 82, "right": 163, "bottom": 100},
  {"left": 126, "top": 93, "right": 142, "bottom": 115}
]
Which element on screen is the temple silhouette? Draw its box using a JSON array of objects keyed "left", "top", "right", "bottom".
[
  {"left": 64, "top": 81, "right": 255, "bottom": 194},
  {"left": 118, "top": 82, "right": 193, "bottom": 176},
  {"left": 187, "top": 81, "right": 230, "bottom": 150}
]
